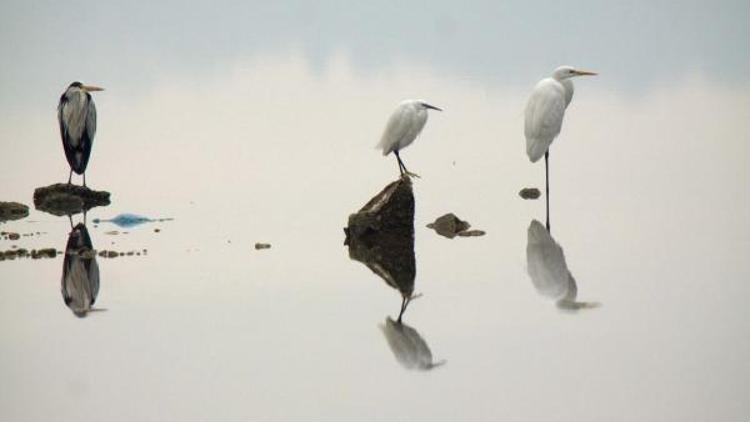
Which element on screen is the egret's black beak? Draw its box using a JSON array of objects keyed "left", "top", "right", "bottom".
[{"left": 423, "top": 103, "right": 443, "bottom": 111}]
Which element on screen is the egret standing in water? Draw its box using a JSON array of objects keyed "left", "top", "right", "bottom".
[
  {"left": 525, "top": 66, "right": 596, "bottom": 230},
  {"left": 58, "top": 81, "right": 104, "bottom": 187},
  {"left": 377, "top": 99, "right": 442, "bottom": 178}
]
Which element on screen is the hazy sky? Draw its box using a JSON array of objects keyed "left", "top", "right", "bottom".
[{"left": 1, "top": 0, "right": 749, "bottom": 112}]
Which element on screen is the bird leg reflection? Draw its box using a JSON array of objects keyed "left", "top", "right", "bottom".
[
  {"left": 397, "top": 293, "right": 423, "bottom": 323},
  {"left": 545, "top": 151, "right": 550, "bottom": 232},
  {"left": 394, "top": 150, "right": 420, "bottom": 179}
]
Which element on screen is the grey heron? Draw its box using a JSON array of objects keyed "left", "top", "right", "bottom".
[
  {"left": 58, "top": 81, "right": 104, "bottom": 187},
  {"left": 377, "top": 99, "right": 442, "bottom": 178},
  {"left": 524, "top": 66, "right": 596, "bottom": 230}
]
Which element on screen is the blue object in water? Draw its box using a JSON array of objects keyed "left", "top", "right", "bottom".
[{"left": 105, "top": 213, "right": 152, "bottom": 228}]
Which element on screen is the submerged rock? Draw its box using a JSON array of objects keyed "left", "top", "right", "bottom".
[
  {"left": 254, "top": 243, "right": 271, "bottom": 250},
  {"left": 0, "top": 202, "right": 29, "bottom": 222},
  {"left": 33, "top": 183, "right": 110, "bottom": 216},
  {"left": 519, "top": 187, "right": 541, "bottom": 200}
]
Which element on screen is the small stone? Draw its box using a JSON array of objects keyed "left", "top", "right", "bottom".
[
  {"left": 457, "top": 229, "right": 486, "bottom": 237},
  {"left": 254, "top": 243, "right": 271, "bottom": 250},
  {"left": 519, "top": 187, "right": 541, "bottom": 200},
  {"left": 8, "top": 232, "right": 20, "bottom": 241},
  {"left": 154, "top": 228, "right": 161, "bottom": 233}
]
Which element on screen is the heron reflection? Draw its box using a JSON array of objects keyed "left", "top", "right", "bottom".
[
  {"left": 526, "top": 219, "right": 599, "bottom": 311},
  {"left": 61, "top": 216, "right": 103, "bottom": 317}
]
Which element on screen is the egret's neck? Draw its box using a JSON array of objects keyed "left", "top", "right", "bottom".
[{"left": 560, "top": 79, "right": 574, "bottom": 106}]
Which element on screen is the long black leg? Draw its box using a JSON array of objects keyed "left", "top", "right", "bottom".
[
  {"left": 398, "top": 295, "right": 408, "bottom": 323},
  {"left": 83, "top": 173, "right": 87, "bottom": 188},
  {"left": 68, "top": 170, "right": 72, "bottom": 185},
  {"left": 545, "top": 151, "right": 550, "bottom": 232},
  {"left": 394, "top": 150, "right": 405, "bottom": 175}
]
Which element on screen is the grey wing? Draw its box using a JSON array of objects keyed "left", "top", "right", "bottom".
[
  {"left": 524, "top": 81, "right": 566, "bottom": 162},
  {"left": 85, "top": 99, "right": 97, "bottom": 142}
]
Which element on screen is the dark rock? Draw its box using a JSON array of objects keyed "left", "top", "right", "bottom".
[
  {"left": 426, "top": 213, "right": 471, "bottom": 239},
  {"left": 254, "top": 243, "right": 271, "bottom": 250},
  {"left": 0, "top": 202, "right": 29, "bottom": 222},
  {"left": 519, "top": 187, "right": 541, "bottom": 200},
  {"left": 33, "top": 183, "right": 110, "bottom": 216},
  {"left": 32, "top": 248, "right": 57, "bottom": 259},
  {"left": 345, "top": 177, "right": 416, "bottom": 314},
  {"left": 345, "top": 176, "right": 414, "bottom": 242},
  {"left": 7, "top": 232, "right": 20, "bottom": 241},
  {"left": 457, "top": 229, "right": 486, "bottom": 237}
]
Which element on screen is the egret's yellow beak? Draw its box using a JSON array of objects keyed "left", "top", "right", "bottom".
[
  {"left": 82, "top": 85, "right": 105, "bottom": 92},
  {"left": 574, "top": 70, "right": 598, "bottom": 76}
]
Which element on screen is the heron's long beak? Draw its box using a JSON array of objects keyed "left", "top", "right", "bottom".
[
  {"left": 82, "top": 85, "right": 105, "bottom": 92},
  {"left": 574, "top": 70, "right": 598, "bottom": 76},
  {"left": 424, "top": 103, "right": 443, "bottom": 111}
]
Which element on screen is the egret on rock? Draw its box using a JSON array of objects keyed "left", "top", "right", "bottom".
[
  {"left": 524, "top": 66, "right": 596, "bottom": 231},
  {"left": 377, "top": 99, "right": 442, "bottom": 178},
  {"left": 58, "top": 81, "right": 104, "bottom": 187}
]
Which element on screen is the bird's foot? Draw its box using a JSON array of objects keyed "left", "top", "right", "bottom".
[{"left": 403, "top": 170, "right": 421, "bottom": 179}]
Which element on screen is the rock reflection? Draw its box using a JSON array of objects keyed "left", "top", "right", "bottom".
[
  {"left": 345, "top": 177, "right": 444, "bottom": 370},
  {"left": 345, "top": 177, "right": 417, "bottom": 320},
  {"left": 380, "top": 316, "right": 445, "bottom": 371},
  {"left": 526, "top": 219, "right": 599, "bottom": 311},
  {"left": 61, "top": 218, "right": 103, "bottom": 317}
]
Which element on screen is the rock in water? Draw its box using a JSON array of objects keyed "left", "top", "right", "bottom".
[
  {"left": 344, "top": 176, "right": 416, "bottom": 301},
  {"left": 0, "top": 202, "right": 29, "bottom": 222},
  {"left": 345, "top": 176, "right": 414, "bottom": 241},
  {"left": 33, "top": 183, "right": 110, "bottom": 216},
  {"left": 426, "top": 213, "right": 471, "bottom": 239},
  {"left": 519, "top": 187, "right": 541, "bottom": 200}
]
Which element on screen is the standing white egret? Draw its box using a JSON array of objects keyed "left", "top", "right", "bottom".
[
  {"left": 525, "top": 66, "right": 596, "bottom": 230},
  {"left": 377, "top": 99, "right": 442, "bottom": 178},
  {"left": 58, "top": 81, "right": 104, "bottom": 187}
]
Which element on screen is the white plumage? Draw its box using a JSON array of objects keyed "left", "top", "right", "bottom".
[
  {"left": 377, "top": 99, "right": 441, "bottom": 177},
  {"left": 524, "top": 66, "right": 596, "bottom": 230},
  {"left": 524, "top": 66, "right": 594, "bottom": 162}
]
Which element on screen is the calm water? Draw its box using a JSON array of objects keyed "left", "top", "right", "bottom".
[{"left": 2, "top": 27, "right": 750, "bottom": 422}]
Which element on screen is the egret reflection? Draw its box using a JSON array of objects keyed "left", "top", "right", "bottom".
[
  {"left": 526, "top": 220, "right": 599, "bottom": 311},
  {"left": 380, "top": 316, "right": 445, "bottom": 371},
  {"left": 61, "top": 217, "right": 103, "bottom": 317}
]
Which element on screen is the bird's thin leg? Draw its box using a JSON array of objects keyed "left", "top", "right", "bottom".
[
  {"left": 545, "top": 151, "right": 550, "bottom": 232},
  {"left": 394, "top": 150, "right": 420, "bottom": 179},
  {"left": 397, "top": 296, "right": 407, "bottom": 323},
  {"left": 83, "top": 173, "right": 87, "bottom": 188},
  {"left": 394, "top": 151, "right": 405, "bottom": 176},
  {"left": 67, "top": 214, "right": 74, "bottom": 230},
  {"left": 68, "top": 170, "right": 72, "bottom": 185}
]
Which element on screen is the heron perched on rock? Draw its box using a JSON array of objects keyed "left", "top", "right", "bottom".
[
  {"left": 377, "top": 99, "right": 442, "bottom": 178},
  {"left": 58, "top": 81, "right": 104, "bottom": 187},
  {"left": 525, "top": 66, "right": 596, "bottom": 230}
]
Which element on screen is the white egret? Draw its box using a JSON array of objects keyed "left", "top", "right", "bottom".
[
  {"left": 377, "top": 99, "right": 442, "bottom": 178},
  {"left": 58, "top": 81, "right": 104, "bottom": 187},
  {"left": 525, "top": 66, "right": 596, "bottom": 230}
]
